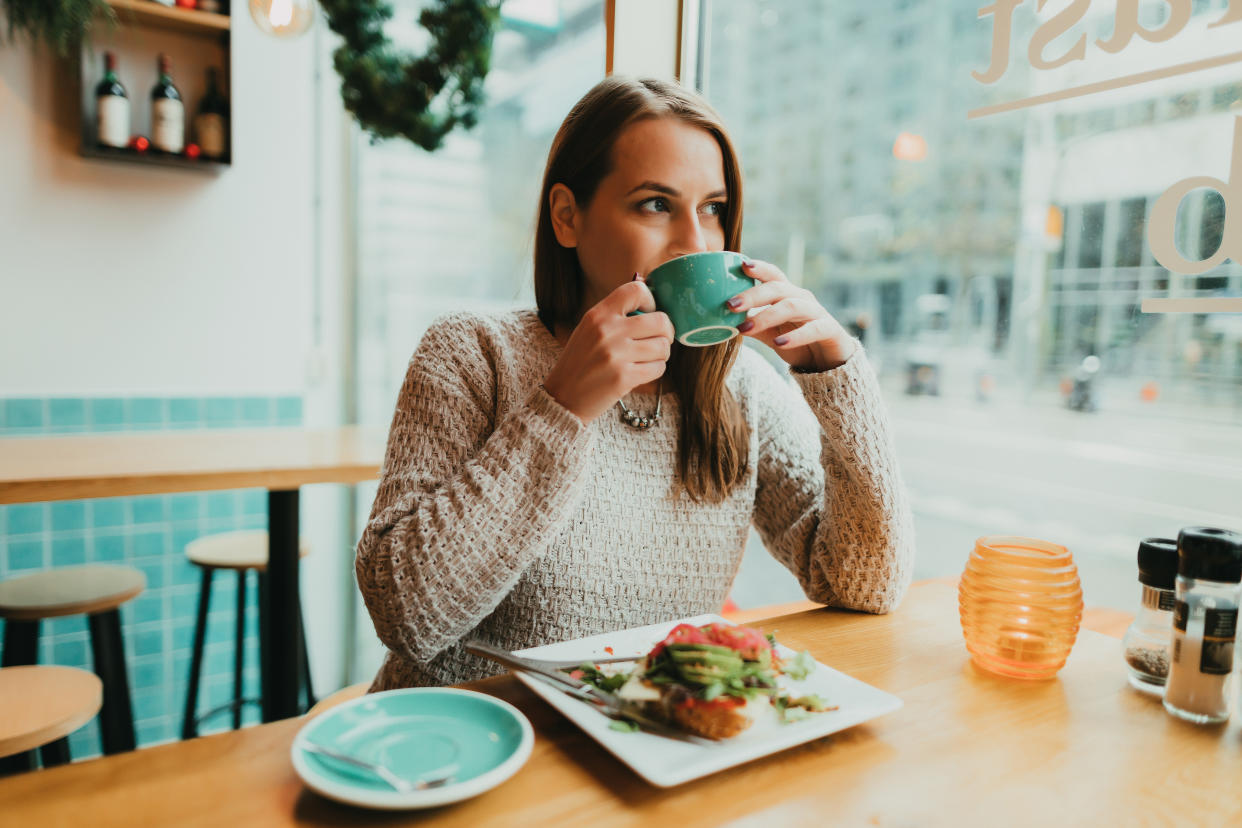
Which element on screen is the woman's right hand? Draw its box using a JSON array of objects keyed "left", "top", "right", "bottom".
[{"left": 542, "top": 277, "right": 676, "bottom": 424}]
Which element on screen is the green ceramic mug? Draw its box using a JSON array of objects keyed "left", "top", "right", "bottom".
[{"left": 634, "top": 251, "right": 756, "bottom": 347}]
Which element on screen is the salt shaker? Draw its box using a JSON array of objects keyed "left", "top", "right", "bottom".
[
  {"left": 1121, "top": 538, "right": 1178, "bottom": 694},
  {"left": 1163, "top": 526, "right": 1242, "bottom": 724}
]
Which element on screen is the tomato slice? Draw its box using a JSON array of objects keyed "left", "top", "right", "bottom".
[
  {"left": 648, "top": 622, "right": 773, "bottom": 660},
  {"left": 648, "top": 623, "right": 714, "bottom": 658},
  {"left": 701, "top": 623, "right": 771, "bottom": 660}
]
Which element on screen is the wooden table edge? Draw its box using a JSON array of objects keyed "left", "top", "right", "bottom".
[{"left": 0, "top": 467, "right": 381, "bottom": 504}]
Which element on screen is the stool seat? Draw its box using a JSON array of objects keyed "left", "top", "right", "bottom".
[
  {"left": 185, "top": 530, "right": 310, "bottom": 571},
  {"left": 0, "top": 566, "right": 146, "bottom": 622},
  {"left": 0, "top": 666, "right": 102, "bottom": 759}
]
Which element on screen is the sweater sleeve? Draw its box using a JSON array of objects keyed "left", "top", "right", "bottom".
[
  {"left": 355, "top": 313, "right": 596, "bottom": 662},
  {"left": 749, "top": 346, "right": 915, "bottom": 613}
]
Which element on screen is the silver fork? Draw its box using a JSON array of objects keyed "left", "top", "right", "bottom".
[
  {"left": 523, "top": 654, "right": 645, "bottom": 670},
  {"left": 302, "top": 742, "right": 456, "bottom": 794}
]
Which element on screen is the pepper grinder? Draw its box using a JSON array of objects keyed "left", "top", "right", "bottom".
[{"left": 1121, "top": 538, "right": 1178, "bottom": 694}]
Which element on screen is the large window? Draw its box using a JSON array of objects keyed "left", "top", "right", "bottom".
[
  {"left": 348, "top": 0, "right": 606, "bottom": 675},
  {"left": 344, "top": 1, "right": 1240, "bottom": 650},
  {"left": 705, "top": 0, "right": 1242, "bottom": 610}
]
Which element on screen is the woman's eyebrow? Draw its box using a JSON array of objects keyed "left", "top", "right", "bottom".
[{"left": 626, "top": 181, "right": 727, "bottom": 200}]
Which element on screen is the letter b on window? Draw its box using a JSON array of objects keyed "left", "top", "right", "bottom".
[{"left": 1148, "top": 116, "right": 1241, "bottom": 275}]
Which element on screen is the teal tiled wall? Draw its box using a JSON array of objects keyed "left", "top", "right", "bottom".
[{"left": 0, "top": 395, "right": 302, "bottom": 760}]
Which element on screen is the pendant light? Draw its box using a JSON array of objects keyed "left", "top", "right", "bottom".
[{"left": 250, "top": 0, "right": 315, "bottom": 37}]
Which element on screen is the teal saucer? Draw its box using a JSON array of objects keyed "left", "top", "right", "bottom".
[{"left": 291, "top": 687, "right": 534, "bottom": 810}]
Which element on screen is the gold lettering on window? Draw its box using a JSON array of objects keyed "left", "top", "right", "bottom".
[
  {"left": 972, "top": 0, "right": 1024, "bottom": 84},
  {"left": 1097, "top": 0, "right": 1192, "bottom": 54},
  {"left": 1148, "top": 117, "right": 1241, "bottom": 275},
  {"left": 1028, "top": 0, "right": 1090, "bottom": 71}
]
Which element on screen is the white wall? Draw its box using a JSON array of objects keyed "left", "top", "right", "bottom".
[
  {"left": 0, "top": 17, "right": 316, "bottom": 396},
  {"left": 0, "top": 17, "right": 359, "bottom": 694}
]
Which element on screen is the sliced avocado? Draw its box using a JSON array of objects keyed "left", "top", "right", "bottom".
[{"left": 667, "top": 645, "right": 744, "bottom": 669}]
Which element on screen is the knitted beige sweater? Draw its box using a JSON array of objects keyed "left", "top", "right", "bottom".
[{"left": 356, "top": 309, "right": 914, "bottom": 690}]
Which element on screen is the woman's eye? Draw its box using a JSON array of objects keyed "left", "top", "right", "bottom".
[
  {"left": 638, "top": 197, "right": 670, "bottom": 213},
  {"left": 702, "top": 201, "right": 726, "bottom": 217}
]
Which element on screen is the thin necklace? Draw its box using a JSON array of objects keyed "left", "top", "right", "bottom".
[{"left": 617, "top": 380, "right": 662, "bottom": 430}]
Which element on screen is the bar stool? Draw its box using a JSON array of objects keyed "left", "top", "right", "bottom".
[
  {"left": 0, "top": 564, "right": 144, "bottom": 756},
  {"left": 181, "top": 530, "right": 315, "bottom": 738},
  {"left": 0, "top": 665, "right": 102, "bottom": 775}
]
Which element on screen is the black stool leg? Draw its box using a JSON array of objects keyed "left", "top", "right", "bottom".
[
  {"left": 298, "top": 601, "right": 316, "bottom": 711},
  {"left": 257, "top": 570, "right": 269, "bottom": 719},
  {"left": 88, "top": 609, "right": 136, "bottom": 754},
  {"left": 182, "top": 567, "right": 213, "bottom": 740},
  {"left": 233, "top": 570, "right": 246, "bottom": 730},
  {"left": 264, "top": 490, "right": 300, "bottom": 722},
  {"left": 40, "top": 737, "right": 71, "bottom": 768},
  {"left": 0, "top": 750, "right": 35, "bottom": 776},
  {"left": 2, "top": 619, "right": 40, "bottom": 667}
]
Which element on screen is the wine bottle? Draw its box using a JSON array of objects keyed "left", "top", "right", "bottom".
[
  {"left": 194, "top": 67, "right": 229, "bottom": 159},
  {"left": 150, "top": 54, "right": 185, "bottom": 154},
  {"left": 96, "top": 52, "right": 129, "bottom": 149}
]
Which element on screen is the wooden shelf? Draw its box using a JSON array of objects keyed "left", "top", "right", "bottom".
[
  {"left": 79, "top": 2, "right": 233, "bottom": 171},
  {"left": 104, "top": 0, "right": 230, "bottom": 36},
  {"left": 81, "top": 143, "right": 230, "bottom": 172}
]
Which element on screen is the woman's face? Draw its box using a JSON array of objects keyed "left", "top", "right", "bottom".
[{"left": 550, "top": 117, "right": 729, "bottom": 311}]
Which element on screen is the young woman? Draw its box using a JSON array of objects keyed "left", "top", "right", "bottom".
[{"left": 356, "top": 76, "right": 914, "bottom": 690}]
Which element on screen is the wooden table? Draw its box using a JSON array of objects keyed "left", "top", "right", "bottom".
[
  {"left": 3, "top": 581, "right": 1239, "bottom": 826},
  {"left": 0, "top": 427, "right": 386, "bottom": 723}
]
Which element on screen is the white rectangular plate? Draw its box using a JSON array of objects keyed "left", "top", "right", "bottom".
[{"left": 513, "top": 614, "right": 902, "bottom": 787}]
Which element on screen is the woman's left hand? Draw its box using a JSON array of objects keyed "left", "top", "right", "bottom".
[{"left": 726, "top": 258, "right": 857, "bottom": 371}]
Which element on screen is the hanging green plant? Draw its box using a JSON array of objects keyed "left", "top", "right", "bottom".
[
  {"left": 0, "top": 0, "right": 113, "bottom": 57},
  {"left": 319, "top": 0, "right": 502, "bottom": 151}
]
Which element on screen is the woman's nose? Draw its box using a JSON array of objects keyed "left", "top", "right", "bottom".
[{"left": 668, "top": 211, "right": 709, "bottom": 258}]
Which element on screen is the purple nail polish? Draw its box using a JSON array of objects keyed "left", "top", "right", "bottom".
[
  {"left": 632, "top": 272, "right": 641, "bottom": 281},
  {"left": 727, "top": 297, "right": 742, "bottom": 309},
  {"left": 738, "top": 320, "right": 754, "bottom": 333},
  {"left": 773, "top": 335, "right": 789, "bottom": 346}
]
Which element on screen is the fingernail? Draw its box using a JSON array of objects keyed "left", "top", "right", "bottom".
[
  {"left": 726, "top": 296, "right": 743, "bottom": 309},
  {"left": 742, "top": 259, "right": 755, "bottom": 269},
  {"left": 737, "top": 320, "right": 754, "bottom": 333},
  {"left": 632, "top": 272, "right": 641, "bottom": 281},
  {"left": 773, "top": 335, "right": 789, "bottom": 346}
]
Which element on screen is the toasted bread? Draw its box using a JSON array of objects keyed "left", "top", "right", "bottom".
[
  {"left": 654, "top": 685, "right": 755, "bottom": 740},
  {"left": 669, "top": 700, "right": 753, "bottom": 740}
]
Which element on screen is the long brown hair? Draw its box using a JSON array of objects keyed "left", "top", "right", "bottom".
[{"left": 534, "top": 76, "right": 750, "bottom": 503}]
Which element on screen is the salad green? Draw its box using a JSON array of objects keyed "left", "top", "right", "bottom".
[{"left": 564, "top": 622, "right": 834, "bottom": 729}]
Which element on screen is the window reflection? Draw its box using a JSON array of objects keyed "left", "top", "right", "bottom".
[{"left": 705, "top": 0, "right": 1242, "bottom": 610}]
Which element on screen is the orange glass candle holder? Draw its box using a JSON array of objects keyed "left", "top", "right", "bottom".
[{"left": 959, "top": 536, "right": 1084, "bottom": 680}]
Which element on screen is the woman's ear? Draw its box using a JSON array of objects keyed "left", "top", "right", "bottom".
[{"left": 548, "top": 183, "right": 579, "bottom": 248}]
